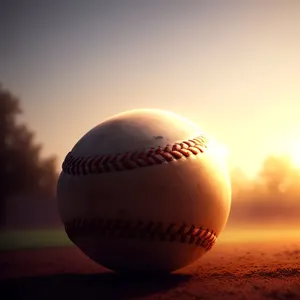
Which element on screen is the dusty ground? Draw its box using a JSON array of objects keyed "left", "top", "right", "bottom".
[{"left": 1, "top": 238, "right": 300, "bottom": 300}]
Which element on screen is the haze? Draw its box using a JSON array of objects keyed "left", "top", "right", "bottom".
[{"left": 1, "top": 1, "right": 300, "bottom": 178}]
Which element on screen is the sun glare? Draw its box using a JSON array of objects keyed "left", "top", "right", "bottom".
[
  {"left": 289, "top": 139, "right": 300, "bottom": 168},
  {"left": 211, "top": 140, "right": 229, "bottom": 161},
  {"left": 219, "top": 144, "right": 229, "bottom": 160}
]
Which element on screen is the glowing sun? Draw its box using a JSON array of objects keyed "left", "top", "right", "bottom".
[{"left": 288, "top": 139, "right": 300, "bottom": 168}]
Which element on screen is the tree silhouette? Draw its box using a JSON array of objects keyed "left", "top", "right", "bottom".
[{"left": 0, "top": 83, "right": 58, "bottom": 227}]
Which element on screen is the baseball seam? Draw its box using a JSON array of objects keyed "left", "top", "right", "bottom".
[
  {"left": 64, "top": 218, "right": 217, "bottom": 252},
  {"left": 62, "top": 134, "right": 209, "bottom": 175}
]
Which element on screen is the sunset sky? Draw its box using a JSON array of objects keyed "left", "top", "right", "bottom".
[{"left": 1, "top": 1, "right": 300, "bottom": 177}]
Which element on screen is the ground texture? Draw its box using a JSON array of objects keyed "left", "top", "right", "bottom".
[{"left": 1, "top": 239, "right": 300, "bottom": 300}]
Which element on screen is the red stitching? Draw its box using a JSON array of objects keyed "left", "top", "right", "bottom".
[
  {"left": 62, "top": 134, "right": 209, "bottom": 175},
  {"left": 64, "top": 218, "right": 216, "bottom": 252}
]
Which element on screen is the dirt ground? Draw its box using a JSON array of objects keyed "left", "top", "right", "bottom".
[{"left": 1, "top": 239, "right": 300, "bottom": 300}]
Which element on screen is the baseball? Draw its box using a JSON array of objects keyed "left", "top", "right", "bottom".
[{"left": 57, "top": 109, "right": 231, "bottom": 273}]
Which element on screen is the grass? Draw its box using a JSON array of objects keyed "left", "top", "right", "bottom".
[
  {"left": 1, "top": 227, "right": 299, "bottom": 251},
  {"left": 0, "top": 229, "right": 72, "bottom": 251},
  {"left": 218, "top": 228, "right": 300, "bottom": 244}
]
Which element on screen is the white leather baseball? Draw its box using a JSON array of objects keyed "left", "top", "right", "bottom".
[{"left": 57, "top": 109, "right": 231, "bottom": 273}]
